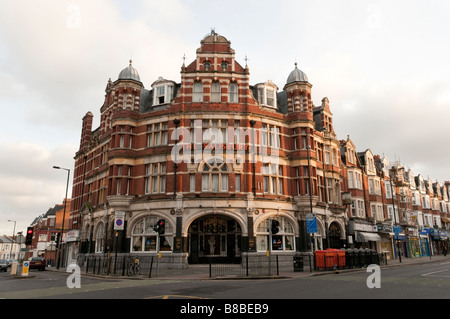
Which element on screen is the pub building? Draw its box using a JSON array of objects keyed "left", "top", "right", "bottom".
[{"left": 68, "top": 31, "right": 379, "bottom": 269}]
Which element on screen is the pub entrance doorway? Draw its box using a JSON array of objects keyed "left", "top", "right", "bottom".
[{"left": 188, "top": 214, "right": 242, "bottom": 264}]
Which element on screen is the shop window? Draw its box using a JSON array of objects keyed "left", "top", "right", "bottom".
[
  {"left": 131, "top": 216, "right": 173, "bottom": 252},
  {"left": 95, "top": 222, "right": 105, "bottom": 253},
  {"left": 256, "top": 217, "right": 295, "bottom": 251}
]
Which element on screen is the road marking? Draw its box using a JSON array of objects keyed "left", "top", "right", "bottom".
[{"left": 422, "top": 269, "right": 449, "bottom": 277}]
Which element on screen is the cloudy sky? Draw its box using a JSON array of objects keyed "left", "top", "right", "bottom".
[{"left": 1, "top": 0, "right": 450, "bottom": 236}]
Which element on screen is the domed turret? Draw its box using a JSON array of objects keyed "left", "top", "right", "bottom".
[
  {"left": 284, "top": 63, "right": 312, "bottom": 114},
  {"left": 118, "top": 60, "right": 141, "bottom": 82},
  {"left": 286, "top": 62, "right": 308, "bottom": 84}
]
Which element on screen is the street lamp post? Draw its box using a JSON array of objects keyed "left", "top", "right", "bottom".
[
  {"left": 53, "top": 166, "right": 70, "bottom": 269},
  {"left": 388, "top": 169, "right": 402, "bottom": 263}
]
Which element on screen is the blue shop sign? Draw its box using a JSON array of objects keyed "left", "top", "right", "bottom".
[
  {"left": 440, "top": 231, "right": 447, "bottom": 239},
  {"left": 430, "top": 228, "right": 441, "bottom": 239},
  {"left": 420, "top": 228, "right": 431, "bottom": 236},
  {"left": 393, "top": 226, "right": 401, "bottom": 235}
]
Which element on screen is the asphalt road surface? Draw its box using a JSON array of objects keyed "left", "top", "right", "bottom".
[{"left": 1, "top": 259, "right": 449, "bottom": 300}]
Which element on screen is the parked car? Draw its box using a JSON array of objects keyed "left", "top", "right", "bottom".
[
  {"left": 28, "top": 257, "right": 46, "bottom": 271},
  {"left": 0, "top": 259, "right": 8, "bottom": 272}
]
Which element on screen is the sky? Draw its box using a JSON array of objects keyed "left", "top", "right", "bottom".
[{"left": 1, "top": 0, "right": 450, "bottom": 236}]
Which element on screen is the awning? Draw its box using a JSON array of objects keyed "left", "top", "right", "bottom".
[
  {"left": 356, "top": 232, "right": 382, "bottom": 242},
  {"left": 441, "top": 217, "right": 450, "bottom": 223}
]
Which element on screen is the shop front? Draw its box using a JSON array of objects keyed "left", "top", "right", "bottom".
[
  {"left": 376, "top": 222, "right": 394, "bottom": 259},
  {"left": 431, "top": 229, "right": 448, "bottom": 255},
  {"left": 406, "top": 227, "right": 421, "bottom": 258},
  {"left": 420, "top": 228, "right": 431, "bottom": 257},
  {"left": 431, "top": 228, "right": 443, "bottom": 255},
  {"left": 64, "top": 229, "right": 80, "bottom": 266},
  {"left": 440, "top": 231, "right": 448, "bottom": 254},
  {"left": 348, "top": 219, "right": 380, "bottom": 250}
]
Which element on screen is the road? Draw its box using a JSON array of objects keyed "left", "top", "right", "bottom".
[{"left": 1, "top": 259, "right": 449, "bottom": 300}]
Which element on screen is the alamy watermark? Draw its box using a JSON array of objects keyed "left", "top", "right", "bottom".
[
  {"left": 366, "top": 264, "right": 381, "bottom": 288},
  {"left": 66, "top": 264, "right": 81, "bottom": 289}
]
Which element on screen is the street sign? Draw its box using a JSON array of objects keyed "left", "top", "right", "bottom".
[
  {"left": 306, "top": 216, "right": 317, "bottom": 234},
  {"left": 114, "top": 211, "right": 125, "bottom": 230},
  {"left": 393, "top": 226, "right": 401, "bottom": 236},
  {"left": 22, "top": 261, "right": 30, "bottom": 277}
]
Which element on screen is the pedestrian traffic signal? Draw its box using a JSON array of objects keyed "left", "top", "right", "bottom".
[
  {"left": 271, "top": 219, "right": 280, "bottom": 234},
  {"left": 25, "top": 227, "right": 34, "bottom": 245},
  {"left": 154, "top": 219, "right": 165, "bottom": 235}
]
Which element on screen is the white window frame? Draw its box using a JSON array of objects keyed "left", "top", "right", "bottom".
[
  {"left": 193, "top": 82, "right": 203, "bottom": 102},
  {"left": 228, "top": 83, "right": 238, "bottom": 103}
]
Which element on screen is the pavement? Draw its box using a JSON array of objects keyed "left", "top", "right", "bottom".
[{"left": 47, "top": 254, "right": 450, "bottom": 281}]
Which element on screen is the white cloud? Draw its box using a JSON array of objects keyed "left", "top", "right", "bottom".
[{"left": 0, "top": 141, "right": 76, "bottom": 235}]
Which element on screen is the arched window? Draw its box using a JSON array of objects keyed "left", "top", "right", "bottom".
[
  {"left": 210, "top": 82, "right": 221, "bottom": 102},
  {"left": 256, "top": 217, "right": 295, "bottom": 251},
  {"left": 122, "top": 92, "right": 128, "bottom": 109},
  {"left": 201, "top": 158, "right": 229, "bottom": 192},
  {"left": 95, "top": 222, "right": 105, "bottom": 253},
  {"left": 228, "top": 83, "right": 238, "bottom": 103},
  {"left": 131, "top": 216, "right": 174, "bottom": 252},
  {"left": 193, "top": 82, "right": 203, "bottom": 102}
]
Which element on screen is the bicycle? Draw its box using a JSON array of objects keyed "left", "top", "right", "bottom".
[{"left": 127, "top": 256, "right": 141, "bottom": 277}]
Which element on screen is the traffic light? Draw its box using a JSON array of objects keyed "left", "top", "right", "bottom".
[
  {"left": 56, "top": 232, "right": 61, "bottom": 248},
  {"left": 154, "top": 219, "right": 165, "bottom": 235},
  {"left": 271, "top": 219, "right": 280, "bottom": 234},
  {"left": 25, "top": 227, "right": 34, "bottom": 245}
]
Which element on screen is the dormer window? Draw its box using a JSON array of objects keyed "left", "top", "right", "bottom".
[
  {"left": 255, "top": 81, "right": 278, "bottom": 108},
  {"left": 152, "top": 77, "right": 175, "bottom": 106},
  {"left": 156, "top": 86, "right": 165, "bottom": 104},
  {"left": 266, "top": 88, "right": 275, "bottom": 106}
]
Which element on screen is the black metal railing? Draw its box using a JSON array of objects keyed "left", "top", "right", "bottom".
[
  {"left": 83, "top": 254, "right": 160, "bottom": 278},
  {"left": 208, "top": 255, "right": 283, "bottom": 278}
]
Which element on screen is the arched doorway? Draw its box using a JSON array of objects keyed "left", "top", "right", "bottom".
[
  {"left": 328, "top": 222, "right": 342, "bottom": 249},
  {"left": 188, "top": 214, "right": 242, "bottom": 264}
]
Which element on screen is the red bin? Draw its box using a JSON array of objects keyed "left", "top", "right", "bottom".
[
  {"left": 315, "top": 250, "right": 326, "bottom": 270},
  {"left": 325, "top": 251, "right": 337, "bottom": 269},
  {"left": 326, "top": 249, "right": 346, "bottom": 269}
]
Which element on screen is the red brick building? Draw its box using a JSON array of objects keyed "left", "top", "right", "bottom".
[
  {"left": 27, "top": 199, "right": 71, "bottom": 264},
  {"left": 68, "top": 31, "right": 356, "bottom": 268}
]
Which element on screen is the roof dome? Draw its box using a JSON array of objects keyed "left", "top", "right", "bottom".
[
  {"left": 286, "top": 63, "right": 308, "bottom": 84},
  {"left": 118, "top": 60, "right": 141, "bottom": 82}
]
